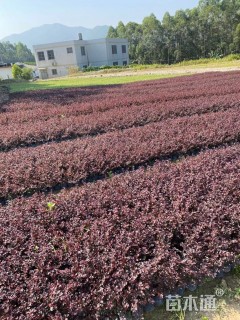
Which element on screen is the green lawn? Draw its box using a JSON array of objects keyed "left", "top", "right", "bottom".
[
  {"left": 7, "top": 73, "right": 187, "bottom": 93},
  {"left": 4, "top": 55, "right": 240, "bottom": 93}
]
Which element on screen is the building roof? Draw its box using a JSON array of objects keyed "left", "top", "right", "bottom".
[{"left": 33, "top": 38, "right": 128, "bottom": 50}]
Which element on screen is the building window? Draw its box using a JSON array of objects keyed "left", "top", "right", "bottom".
[
  {"left": 122, "top": 45, "right": 127, "bottom": 54},
  {"left": 37, "top": 51, "right": 45, "bottom": 61},
  {"left": 52, "top": 69, "right": 57, "bottom": 75},
  {"left": 112, "top": 45, "right": 117, "bottom": 54},
  {"left": 81, "top": 46, "right": 86, "bottom": 56},
  {"left": 123, "top": 60, "right": 128, "bottom": 66},
  {"left": 47, "top": 50, "right": 55, "bottom": 60},
  {"left": 67, "top": 47, "right": 73, "bottom": 54},
  {"left": 113, "top": 61, "right": 118, "bottom": 66}
]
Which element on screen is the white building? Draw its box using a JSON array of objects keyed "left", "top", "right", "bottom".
[
  {"left": 0, "top": 66, "right": 13, "bottom": 80},
  {"left": 33, "top": 34, "right": 129, "bottom": 79}
]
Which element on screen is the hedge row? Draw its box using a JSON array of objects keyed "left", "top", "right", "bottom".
[
  {"left": 0, "top": 144, "right": 239, "bottom": 319},
  {"left": 0, "top": 108, "right": 239, "bottom": 200},
  {"left": 5, "top": 71, "right": 240, "bottom": 116},
  {"left": 0, "top": 97, "right": 240, "bottom": 152},
  {"left": 1, "top": 84, "right": 240, "bottom": 128}
]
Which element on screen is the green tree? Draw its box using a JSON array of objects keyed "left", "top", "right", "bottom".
[
  {"left": 21, "top": 67, "right": 33, "bottom": 80},
  {"left": 12, "top": 64, "right": 23, "bottom": 79},
  {"left": 139, "top": 14, "right": 163, "bottom": 64},
  {"left": 12, "top": 65, "right": 32, "bottom": 80},
  {"left": 116, "top": 21, "right": 126, "bottom": 38},
  {"left": 107, "top": 26, "right": 118, "bottom": 38},
  {"left": 233, "top": 23, "right": 240, "bottom": 52},
  {"left": 124, "top": 22, "right": 143, "bottom": 62},
  {"left": 107, "top": 0, "right": 240, "bottom": 64},
  {"left": 0, "top": 41, "right": 35, "bottom": 63},
  {"left": 0, "top": 42, "right": 16, "bottom": 63},
  {"left": 15, "top": 42, "right": 34, "bottom": 62},
  {"left": 162, "top": 12, "right": 175, "bottom": 64}
]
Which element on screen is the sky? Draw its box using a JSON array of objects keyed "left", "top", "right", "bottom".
[{"left": 0, "top": 0, "right": 199, "bottom": 39}]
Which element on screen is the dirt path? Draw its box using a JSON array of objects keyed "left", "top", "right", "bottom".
[{"left": 78, "top": 65, "right": 240, "bottom": 79}]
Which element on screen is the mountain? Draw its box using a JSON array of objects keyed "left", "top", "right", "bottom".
[{"left": 1, "top": 23, "right": 110, "bottom": 50}]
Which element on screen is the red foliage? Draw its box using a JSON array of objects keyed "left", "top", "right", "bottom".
[
  {"left": 0, "top": 72, "right": 240, "bottom": 319},
  {"left": 0, "top": 108, "right": 239, "bottom": 200},
  {"left": 0, "top": 72, "right": 240, "bottom": 150},
  {"left": 0, "top": 145, "right": 239, "bottom": 319}
]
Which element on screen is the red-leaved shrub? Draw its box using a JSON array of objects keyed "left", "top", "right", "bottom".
[{"left": 0, "top": 145, "right": 239, "bottom": 319}]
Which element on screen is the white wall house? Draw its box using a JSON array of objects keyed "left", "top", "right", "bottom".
[
  {"left": 0, "top": 66, "right": 13, "bottom": 80},
  {"left": 33, "top": 35, "right": 129, "bottom": 79}
]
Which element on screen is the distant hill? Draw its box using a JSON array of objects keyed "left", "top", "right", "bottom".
[{"left": 1, "top": 23, "right": 110, "bottom": 50}]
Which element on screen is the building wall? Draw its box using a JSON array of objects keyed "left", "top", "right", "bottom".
[
  {"left": 33, "top": 38, "right": 129, "bottom": 79},
  {"left": 75, "top": 42, "right": 89, "bottom": 68},
  {"left": 85, "top": 38, "right": 129, "bottom": 67},
  {"left": 106, "top": 39, "right": 129, "bottom": 66},
  {"left": 0, "top": 67, "right": 13, "bottom": 80},
  {"left": 47, "top": 66, "right": 69, "bottom": 78},
  {"left": 34, "top": 41, "right": 79, "bottom": 78},
  {"left": 34, "top": 41, "right": 78, "bottom": 67},
  {"left": 86, "top": 40, "right": 109, "bottom": 67}
]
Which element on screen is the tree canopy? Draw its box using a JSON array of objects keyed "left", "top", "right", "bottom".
[
  {"left": 107, "top": 0, "right": 240, "bottom": 64},
  {"left": 0, "top": 42, "right": 35, "bottom": 64}
]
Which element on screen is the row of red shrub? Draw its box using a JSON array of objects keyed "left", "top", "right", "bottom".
[
  {"left": 1, "top": 83, "right": 240, "bottom": 127},
  {"left": 0, "top": 144, "right": 239, "bottom": 319},
  {"left": 4, "top": 72, "right": 240, "bottom": 120},
  {"left": 0, "top": 108, "right": 239, "bottom": 200},
  {"left": 9, "top": 71, "right": 240, "bottom": 107},
  {"left": 0, "top": 96, "right": 240, "bottom": 152}
]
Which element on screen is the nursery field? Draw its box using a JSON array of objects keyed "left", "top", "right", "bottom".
[{"left": 0, "top": 72, "right": 240, "bottom": 319}]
